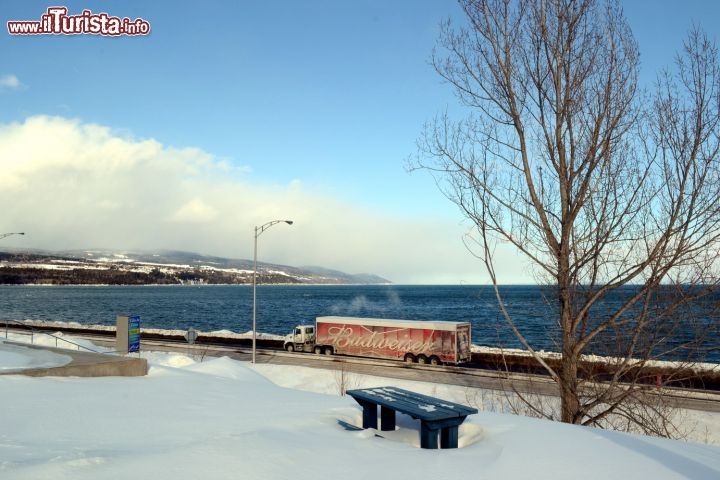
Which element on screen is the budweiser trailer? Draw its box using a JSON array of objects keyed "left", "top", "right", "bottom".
[{"left": 283, "top": 316, "right": 472, "bottom": 365}]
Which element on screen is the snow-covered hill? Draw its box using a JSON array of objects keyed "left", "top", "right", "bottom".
[{"left": 0, "top": 248, "right": 391, "bottom": 285}]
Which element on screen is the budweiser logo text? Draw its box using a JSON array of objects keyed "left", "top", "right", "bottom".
[{"left": 326, "top": 326, "right": 435, "bottom": 354}]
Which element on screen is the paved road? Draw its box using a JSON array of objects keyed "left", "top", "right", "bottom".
[{"left": 125, "top": 337, "right": 720, "bottom": 413}]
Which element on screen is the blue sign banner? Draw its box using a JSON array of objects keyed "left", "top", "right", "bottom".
[{"left": 128, "top": 315, "right": 141, "bottom": 353}]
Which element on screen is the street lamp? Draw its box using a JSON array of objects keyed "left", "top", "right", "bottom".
[
  {"left": 252, "top": 219, "right": 293, "bottom": 364},
  {"left": 0, "top": 232, "right": 24, "bottom": 241}
]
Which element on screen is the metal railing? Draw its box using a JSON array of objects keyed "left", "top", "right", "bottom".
[{"left": 2, "top": 319, "right": 104, "bottom": 354}]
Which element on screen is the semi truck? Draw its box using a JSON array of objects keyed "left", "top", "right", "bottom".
[{"left": 283, "top": 316, "right": 472, "bottom": 365}]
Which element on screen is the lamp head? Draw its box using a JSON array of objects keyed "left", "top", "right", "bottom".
[{"left": 285, "top": 220, "right": 294, "bottom": 225}]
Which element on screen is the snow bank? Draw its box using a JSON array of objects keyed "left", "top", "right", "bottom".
[{"left": 0, "top": 337, "right": 718, "bottom": 480}]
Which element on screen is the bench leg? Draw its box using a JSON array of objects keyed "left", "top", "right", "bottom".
[
  {"left": 380, "top": 406, "right": 396, "bottom": 431},
  {"left": 420, "top": 422, "right": 439, "bottom": 449},
  {"left": 440, "top": 426, "right": 459, "bottom": 449},
  {"left": 357, "top": 400, "right": 377, "bottom": 429}
]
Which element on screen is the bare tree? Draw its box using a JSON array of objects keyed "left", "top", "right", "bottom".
[
  {"left": 333, "top": 363, "right": 362, "bottom": 396},
  {"left": 412, "top": 0, "right": 720, "bottom": 434}
]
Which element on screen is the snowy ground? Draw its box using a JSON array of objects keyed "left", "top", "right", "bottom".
[{"left": 1, "top": 335, "right": 719, "bottom": 480}]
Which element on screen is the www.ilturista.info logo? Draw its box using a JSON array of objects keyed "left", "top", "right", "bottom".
[{"left": 7, "top": 7, "right": 150, "bottom": 36}]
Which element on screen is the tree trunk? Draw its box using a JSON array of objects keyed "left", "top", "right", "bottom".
[
  {"left": 558, "top": 271, "right": 580, "bottom": 423},
  {"left": 560, "top": 334, "right": 580, "bottom": 424}
]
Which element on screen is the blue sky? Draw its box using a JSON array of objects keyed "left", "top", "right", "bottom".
[{"left": 1, "top": 1, "right": 718, "bottom": 284}]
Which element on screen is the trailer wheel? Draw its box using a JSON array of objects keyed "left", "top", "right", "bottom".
[
  {"left": 417, "top": 354, "right": 428, "bottom": 364},
  {"left": 314, "top": 346, "right": 323, "bottom": 355},
  {"left": 324, "top": 347, "right": 333, "bottom": 356},
  {"left": 429, "top": 356, "right": 441, "bottom": 366},
  {"left": 404, "top": 354, "right": 415, "bottom": 363},
  {"left": 286, "top": 344, "right": 295, "bottom": 353}
]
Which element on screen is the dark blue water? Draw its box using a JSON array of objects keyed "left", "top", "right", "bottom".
[{"left": 0, "top": 284, "right": 716, "bottom": 362}]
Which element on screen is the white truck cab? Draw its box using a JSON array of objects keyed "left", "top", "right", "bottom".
[{"left": 284, "top": 325, "right": 318, "bottom": 353}]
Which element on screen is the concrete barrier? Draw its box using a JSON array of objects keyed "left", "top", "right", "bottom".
[{"left": 1, "top": 342, "right": 148, "bottom": 377}]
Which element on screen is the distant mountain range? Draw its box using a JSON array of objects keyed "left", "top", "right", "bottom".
[{"left": 0, "top": 248, "right": 391, "bottom": 285}]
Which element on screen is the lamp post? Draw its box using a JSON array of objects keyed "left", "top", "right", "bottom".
[
  {"left": 0, "top": 232, "right": 24, "bottom": 241},
  {"left": 252, "top": 219, "right": 293, "bottom": 364}
]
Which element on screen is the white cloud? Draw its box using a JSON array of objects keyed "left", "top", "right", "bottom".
[
  {"left": 0, "top": 74, "right": 24, "bottom": 90},
  {"left": 0, "top": 115, "right": 531, "bottom": 283},
  {"left": 170, "top": 199, "right": 218, "bottom": 223}
]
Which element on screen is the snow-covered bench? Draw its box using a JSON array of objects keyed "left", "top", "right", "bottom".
[{"left": 346, "top": 386, "right": 477, "bottom": 449}]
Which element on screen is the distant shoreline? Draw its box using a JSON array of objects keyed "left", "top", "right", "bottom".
[{"left": 0, "top": 249, "right": 391, "bottom": 285}]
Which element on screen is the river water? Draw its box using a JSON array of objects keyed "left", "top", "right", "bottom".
[{"left": 0, "top": 284, "right": 716, "bottom": 362}]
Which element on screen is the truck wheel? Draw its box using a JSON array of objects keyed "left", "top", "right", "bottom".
[
  {"left": 286, "top": 344, "right": 295, "bottom": 353},
  {"left": 429, "top": 356, "right": 441, "bottom": 366},
  {"left": 314, "top": 346, "right": 323, "bottom": 354},
  {"left": 404, "top": 354, "right": 415, "bottom": 363},
  {"left": 324, "top": 347, "right": 333, "bottom": 355},
  {"left": 417, "top": 355, "right": 428, "bottom": 364}
]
